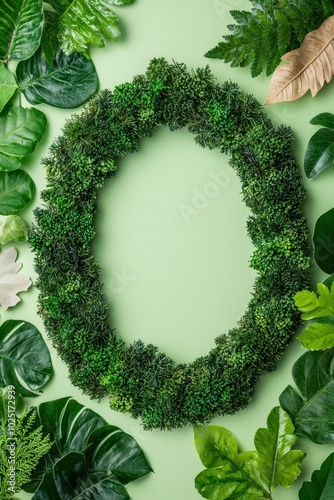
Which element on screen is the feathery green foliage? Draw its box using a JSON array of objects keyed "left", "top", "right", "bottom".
[
  {"left": 30, "top": 58, "right": 311, "bottom": 429},
  {"left": 206, "top": 0, "right": 334, "bottom": 77}
]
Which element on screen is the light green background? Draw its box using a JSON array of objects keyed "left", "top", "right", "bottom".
[{"left": 4, "top": 0, "right": 334, "bottom": 498}]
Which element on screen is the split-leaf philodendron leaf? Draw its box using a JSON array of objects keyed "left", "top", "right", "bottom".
[
  {"left": 0, "top": 0, "right": 43, "bottom": 63},
  {"left": 313, "top": 208, "right": 334, "bottom": 274},
  {"left": 17, "top": 47, "right": 99, "bottom": 108},
  {"left": 0, "top": 215, "right": 28, "bottom": 244},
  {"left": 0, "top": 63, "right": 18, "bottom": 113},
  {"left": 304, "top": 113, "right": 334, "bottom": 178},
  {"left": 295, "top": 283, "right": 334, "bottom": 350},
  {"left": 299, "top": 452, "right": 334, "bottom": 499},
  {"left": 23, "top": 397, "right": 152, "bottom": 497},
  {"left": 194, "top": 409, "right": 305, "bottom": 499},
  {"left": 43, "top": 0, "right": 134, "bottom": 60},
  {"left": 0, "top": 169, "right": 35, "bottom": 215},
  {"left": 280, "top": 348, "right": 334, "bottom": 444},
  {"left": 0, "top": 107, "right": 47, "bottom": 171},
  {"left": 0, "top": 319, "right": 53, "bottom": 397},
  {"left": 0, "top": 247, "right": 31, "bottom": 309}
]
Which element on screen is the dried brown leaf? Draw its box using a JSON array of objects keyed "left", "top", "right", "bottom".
[
  {"left": 265, "top": 15, "right": 334, "bottom": 104},
  {"left": 0, "top": 247, "right": 31, "bottom": 310}
]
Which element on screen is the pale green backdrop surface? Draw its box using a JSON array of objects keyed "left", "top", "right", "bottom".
[{"left": 4, "top": 1, "right": 334, "bottom": 498}]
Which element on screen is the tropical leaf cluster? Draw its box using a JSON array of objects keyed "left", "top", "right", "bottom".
[{"left": 206, "top": 0, "right": 334, "bottom": 77}]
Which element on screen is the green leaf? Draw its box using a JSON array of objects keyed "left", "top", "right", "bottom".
[
  {"left": 254, "top": 407, "right": 305, "bottom": 490},
  {"left": 299, "top": 452, "right": 334, "bottom": 500},
  {"left": 304, "top": 128, "right": 334, "bottom": 178},
  {"left": 16, "top": 47, "right": 99, "bottom": 108},
  {"left": 313, "top": 208, "right": 334, "bottom": 274},
  {"left": 279, "top": 348, "right": 334, "bottom": 444},
  {"left": 0, "top": 170, "right": 35, "bottom": 215},
  {"left": 0, "top": 63, "right": 18, "bottom": 113},
  {"left": 310, "top": 113, "right": 334, "bottom": 129},
  {"left": 33, "top": 451, "right": 131, "bottom": 499},
  {"left": 294, "top": 283, "right": 334, "bottom": 350},
  {"left": 0, "top": 107, "right": 47, "bottom": 171},
  {"left": 0, "top": 0, "right": 43, "bottom": 63},
  {"left": 194, "top": 425, "right": 267, "bottom": 499},
  {"left": 0, "top": 215, "right": 28, "bottom": 244},
  {"left": 0, "top": 319, "right": 53, "bottom": 397},
  {"left": 42, "top": 0, "right": 123, "bottom": 59},
  {"left": 24, "top": 397, "right": 152, "bottom": 495}
]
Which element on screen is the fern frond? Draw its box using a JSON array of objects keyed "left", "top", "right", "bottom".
[{"left": 206, "top": 0, "right": 334, "bottom": 76}]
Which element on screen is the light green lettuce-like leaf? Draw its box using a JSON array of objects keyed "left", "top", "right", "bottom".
[
  {"left": 299, "top": 452, "right": 334, "bottom": 500},
  {"left": 0, "top": 0, "right": 43, "bottom": 63},
  {"left": 0, "top": 63, "right": 18, "bottom": 113},
  {"left": 0, "top": 107, "right": 47, "bottom": 171},
  {"left": 194, "top": 425, "right": 269, "bottom": 499},
  {"left": 0, "top": 318, "right": 53, "bottom": 396},
  {"left": 17, "top": 47, "right": 98, "bottom": 108},
  {"left": 254, "top": 407, "right": 305, "bottom": 490},
  {"left": 279, "top": 348, "right": 334, "bottom": 444},
  {"left": 42, "top": 0, "right": 134, "bottom": 59},
  {"left": 24, "top": 397, "right": 152, "bottom": 496},
  {"left": 295, "top": 283, "right": 334, "bottom": 350},
  {"left": 0, "top": 215, "right": 28, "bottom": 244},
  {"left": 0, "top": 170, "right": 35, "bottom": 215}
]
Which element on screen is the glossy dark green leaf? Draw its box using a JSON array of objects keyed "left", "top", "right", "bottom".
[
  {"left": 0, "top": 320, "right": 53, "bottom": 397},
  {"left": 0, "top": 63, "right": 18, "bottom": 113},
  {"left": 0, "top": 107, "right": 47, "bottom": 171},
  {"left": 304, "top": 128, "right": 334, "bottom": 178},
  {"left": 25, "top": 397, "right": 152, "bottom": 495},
  {"left": 313, "top": 208, "right": 334, "bottom": 274},
  {"left": 16, "top": 47, "right": 98, "bottom": 108},
  {"left": 310, "top": 113, "right": 334, "bottom": 129},
  {"left": 279, "top": 348, "right": 334, "bottom": 444},
  {"left": 0, "top": 170, "right": 35, "bottom": 215},
  {"left": 299, "top": 453, "right": 334, "bottom": 500},
  {"left": 0, "top": 0, "right": 43, "bottom": 63},
  {"left": 33, "top": 452, "right": 130, "bottom": 499}
]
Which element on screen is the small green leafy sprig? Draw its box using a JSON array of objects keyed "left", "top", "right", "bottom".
[
  {"left": 194, "top": 407, "right": 305, "bottom": 500},
  {"left": 206, "top": 0, "right": 334, "bottom": 77}
]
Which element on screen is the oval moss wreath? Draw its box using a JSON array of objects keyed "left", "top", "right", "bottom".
[{"left": 30, "top": 58, "right": 311, "bottom": 430}]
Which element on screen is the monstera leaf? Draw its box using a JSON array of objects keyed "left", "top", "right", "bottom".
[
  {"left": 17, "top": 47, "right": 99, "bottom": 108},
  {"left": 280, "top": 348, "right": 334, "bottom": 444},
  {"left": 0, "top": 0, "right": 43, "bottom": 63},
  {"left": 299, "top": 453, "right": 334, "bottom": 499},
  {"left": 0, "top": 107, "right": 47, "bottom": 171},
  {"left": 42, "top": 0, "right": 134, "bottom": 60},
  {"left": 0, "top": 247, "right": 31, "bottom": 309},
  {"left": 24, "top": 397, "right": 152, "bottom": 497},
  {"left": 265, "top": 16, "right": 334, "bottom": 104},
  {"left": 0, "top": 319, "right": 53, "bottom": 396}
]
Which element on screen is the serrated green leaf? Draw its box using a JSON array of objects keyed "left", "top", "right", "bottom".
[
  {"left": 16, "top": 47, "right": 99, "bottom": 108},
  {"left": 304, "top": 128, "right": 334, "bottom": 178},
  {"left": 313, "top": 208, "right": 334, "bottom": 274},
  {"left": 42, "top": 0, "right": 123, "bottom": 59},
  {"left": 0, "top": 170, "right": 35, "bottom": 215},
  {"left": 0, "top": 319, "right": 53, "bottom": 397},
  {"left": 254, "top": 407, "right": 305, "bottom": 490},
  {"left": 0, "top": 63, "right": 18, "bottom": 113},
  {"left": 279, "top": 348, "right": 334, "bottom": 444},
  {"left": 0, "top": 107, "right": 47, "bottom": 171},
  {"left": 299, "top": 452, "right": 334, "bottom": 500},
  {"left": 24, "top": 397, "right": 151, "bottom": 496},
  {"left": 0, "top": 0, "right": 43, "bottom": 63},
  {"left": 0, "top": 215, "right": 28, "bottom": 244}
]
